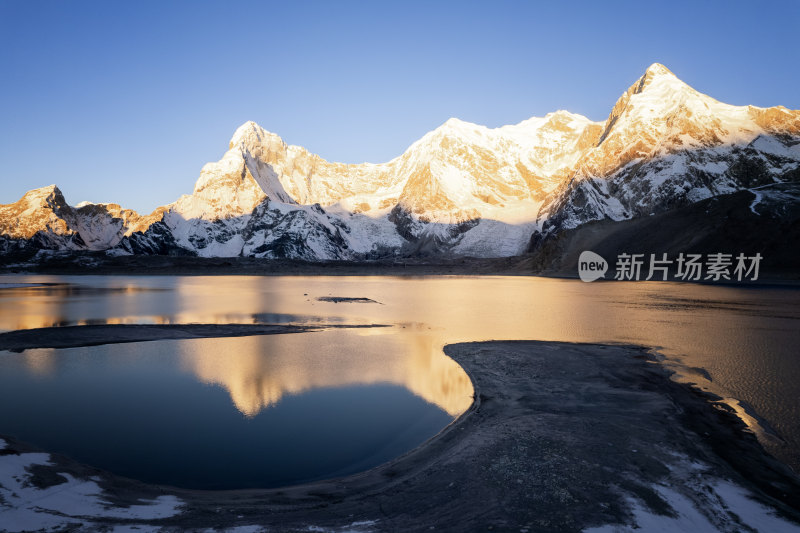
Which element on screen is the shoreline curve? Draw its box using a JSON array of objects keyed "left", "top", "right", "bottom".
[{"left": 1, "top": 340, "right": 800, "bottom": 531}]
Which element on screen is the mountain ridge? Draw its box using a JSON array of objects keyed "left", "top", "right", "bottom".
[{"left": 2, "top": 63, "right": 799, "bottom": 262}]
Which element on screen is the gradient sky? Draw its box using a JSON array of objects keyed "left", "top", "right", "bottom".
[{"left": 1, "top": 0, "right": 799, "bottom": 213}]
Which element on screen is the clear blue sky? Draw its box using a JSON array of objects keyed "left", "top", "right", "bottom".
[{"left": 1, "top": 0, "right": 799, "bottom": 213}]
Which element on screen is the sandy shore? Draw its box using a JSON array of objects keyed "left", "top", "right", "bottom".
[{"left": 2, "top": 338, "right": 800, "bottom": 531}]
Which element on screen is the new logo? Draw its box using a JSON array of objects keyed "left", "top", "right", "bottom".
[{"left": 578, "top": 251, "right": 608, "bottom": 282}]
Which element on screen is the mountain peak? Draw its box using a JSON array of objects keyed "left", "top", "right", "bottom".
[
  {"left": 229, "top": 120, "right": 265, "bottom": 149},
  {"left": 548, "top": 109, "right": 578, "bottom": 118},
  {"left": 23, "top": 184, "right": 64, "bottom": 203},
  {"left": 228, "top": 120, "right": 288, "bottom": 152},
  {"left": 644, "top": 62, "right": 674, "bottom": 78},
  {"left": 632, "top": 63, "right": 680, "bottom": 95},
  {"left": 599, "top": 63, "right": 695, "bottom": 133},
  {"left": 0, "top": 184, "right": 71, "bottom": 240},
  {"left": 418, "top": 117, "right": 482, "bottom": 145},
  {"left": 439, "top": 117, "right": 475, "bottom": 133},
  {"left": 543, "top": 110, "right": 597, "bottom": 126}
]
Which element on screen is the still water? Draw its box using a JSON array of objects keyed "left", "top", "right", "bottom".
[{"left": 0, "top": 275, "right": 798, "bottom": 488}]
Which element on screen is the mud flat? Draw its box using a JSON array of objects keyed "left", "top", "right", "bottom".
[
  {"left": 0, "top": 322, "right": 388, "bottom": 352},
  {"left": 2, "top": 341, "right": 800, "bottom": 532}
]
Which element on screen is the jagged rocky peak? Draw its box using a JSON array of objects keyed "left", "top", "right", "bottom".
[
  {"left": 636, "top": 62, "right": 677, "bottom": 89},
  {"left": 1, "top": 184, "right": 69, "bottom": 217},
  {"left": 602, "top": 63, "right": 697, "bottom": 132},
  {"left": 608, "top": 64, "right": 695, "bottom": 119},
  {"left": 20, "top": 184, "right": 67, "bottom": 207},
  {"left": 0, "top": 185, "right": 73, "bottom": 240},
  {"left": 229, "top": 120, "right": 269, "bottom": 149},
  {"left": 583, "top": 63, "right": 751, "bottom": 177},
  {"left": 180, "top": 121, "right": 295, "bottom": 220},
  {"left": 228, "top": 120, "right": 290, "bottom": 162}
]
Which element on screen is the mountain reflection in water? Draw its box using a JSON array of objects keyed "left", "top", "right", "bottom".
[{"left": 179, "top": 328, "right": 473, "bottom": 417}]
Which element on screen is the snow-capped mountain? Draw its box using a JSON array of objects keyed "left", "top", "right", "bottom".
[
  {"left": 534, "top": 64, "right": 800, "bottom": 243},
  {"left": 0, "top": 185, "right": 161, "bottom": 254},
  {"left": 2, "top": 64, "right": 799, "bottom": 261}
]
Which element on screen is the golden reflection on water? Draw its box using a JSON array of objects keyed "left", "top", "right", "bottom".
[
  {"left": 0, "top": 312, "right": 312, "bottom": 331},
  {"left": 178, "top": 326, "right": 473, "bottom": 417},
  {"left": 21, "top": 348, "right": 58, "bottom": 376}
]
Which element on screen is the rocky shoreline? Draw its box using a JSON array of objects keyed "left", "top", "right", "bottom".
[
  {"left": 3, "top": 253, "right": 799, "bottom": 287},
  {"left": 1, "top": 339, "right": 799, "bottom": 531}
]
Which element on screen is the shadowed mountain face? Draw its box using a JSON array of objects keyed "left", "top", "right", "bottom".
[
  {"left": 525, "top": 183, "right": 800, "bottom": 279},
  {"left": 2, "top": 64, "right": 799, "bottom": 262}
]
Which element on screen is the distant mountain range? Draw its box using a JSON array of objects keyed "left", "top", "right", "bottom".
[{"left": 2, "top": 63, "right": 799, "bottom": 267}]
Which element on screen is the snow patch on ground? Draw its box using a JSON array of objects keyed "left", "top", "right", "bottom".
[
  {"left": 686, "top": 187, "right": 713, "bottom": 203},
  {"left": 750, "top": 189, "right": 764, "bottom": 215},
  {"left": 585, "top": 481, "right": 800, "bottom": 533},
  {"left": 583, "top": 453, "right": 800, "bottom": 533},
  {"left": 695, "top": 160, "right": 729, "bottom": 174},
  {"left": 747, "top": 184, "right": 800, "bottom": 216},
  {"left": 0, "top": 439, "right": 183, "bottom": 532}
]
